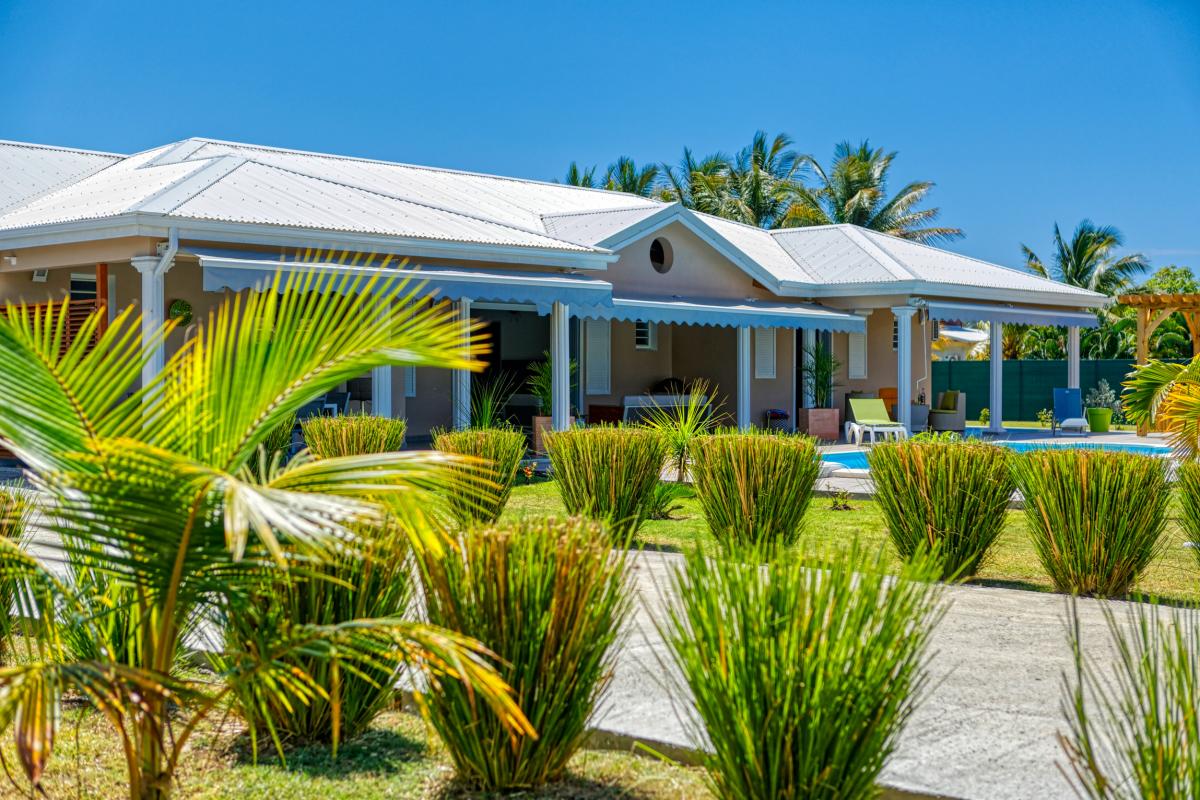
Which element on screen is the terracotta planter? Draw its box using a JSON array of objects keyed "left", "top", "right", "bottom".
[
  {"left": 797, "top": 407, "right": 841, "bottom": 442},
  {"left": 532, "top": 415, "right": 574, "bottom": 455}
]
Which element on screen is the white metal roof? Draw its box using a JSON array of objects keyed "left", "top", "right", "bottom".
[
  {"left": 0, "top": 141, "right": 122, "bottom": 214},
  {"left": 0, "top": 135, "right": 1105, "bottom": 310}
]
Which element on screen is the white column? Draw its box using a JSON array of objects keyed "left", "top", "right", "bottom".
[
  {"left": 801, "top": 328, "right": 816, "bottom": 407},
  {"left": 132, "top": 255, "right": 171, "bottom": 388},
  {"left": 372, "top": 367, "right": 393, "bottom": 418},
  {"left": 989, "top": 322, "right": 1004, "bottom": 434},
  {"left": 451, "top": 298, "right": 472, "bottom": 429},
  {"left": 736, "top": 326, "right": 752, "bottom": 429},
  {"left": 1067, "top": 326, "right": 1081, "bottom": 390},
  {"left": 891, "top": 307, "right": 918, "bottom": 431},
  {"left": 550, "top": 301, "right": 571, "bottom": 431}
]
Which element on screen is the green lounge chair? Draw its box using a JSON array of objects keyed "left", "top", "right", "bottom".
[{"left": 847, "top": 398, "right": 908, "bottom": 445}]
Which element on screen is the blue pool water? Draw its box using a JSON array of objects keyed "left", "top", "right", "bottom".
[{"left": 822, "top": 440, "right": 1173, "bottom": 472}]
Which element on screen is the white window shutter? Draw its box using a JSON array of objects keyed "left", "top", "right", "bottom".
[
  {"left": 585, "top": 319, "right": 611, "bottom": 395},
  {"left": 754, "top": 328, "right": 776, "bottom": 379},
  {"left": 404, "top": 366, "right": 416, "bottom": 398},
  {"left": 848, "top": 333, "right": 867, "bottom": 379}
]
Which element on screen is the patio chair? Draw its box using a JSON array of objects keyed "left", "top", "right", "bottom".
[
  {"left": 324, "top": 391, "right": 352, "bottom": 415},
  {"left": 1052, "top": 388, "right": 1089, "bottom": 436},
  {"left": 929, "top": 391, "right": 967, "bottom": 433},
  {"left": 846, "top": 398, "right": 908, "bottom": 445}
]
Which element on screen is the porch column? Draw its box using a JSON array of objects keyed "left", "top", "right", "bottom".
[
  {"left": 736, "top": 326, "right": 751, "bottom": 429},
  {"left": 988, "top": 322, "right": 1004, "bottom": 434},
  {"left": 891, "top": 306, "right": 917, "bottom": 431},
  {"left": 372, "top": 368, "right": 393, "bottom": 418},
  {"left": 451, "top": 298, "right": 472, "bottom": 429},
  {"left": 131, "top": 255, "right": 172, "bottom": 388},
  {"left": 800, "top": 328, "right": 816, "bottom": 407},
  {"left": 1066, "top": 326, "right": 1081, "bottom": 390},
  {"left": 550, "top": 301, "right": 570, "bottom": 431}
]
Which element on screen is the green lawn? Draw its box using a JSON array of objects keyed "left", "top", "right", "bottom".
[
  {"left": 0, "top": 708, "right": 708, "bottom": 800},
  {"left": 503, "top": 480, "right": 1200, "bottom": 602}
]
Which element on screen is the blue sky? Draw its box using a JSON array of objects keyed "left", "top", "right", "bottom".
[{"left": 1, "top": 0, "right": 1197, "bottom": 273}]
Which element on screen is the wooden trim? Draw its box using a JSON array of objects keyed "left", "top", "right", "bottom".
[{"left": 95, "top": 263, "right": 109, "bottom": 334}]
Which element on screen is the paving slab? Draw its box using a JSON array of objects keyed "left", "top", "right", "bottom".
[{"left": 597, "top": 550, "right": 1150, "bottom": 800}]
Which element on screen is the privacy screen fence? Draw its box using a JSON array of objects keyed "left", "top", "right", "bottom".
[{"left": 930, "top": 359, "right": 1188, "bottom": 421}]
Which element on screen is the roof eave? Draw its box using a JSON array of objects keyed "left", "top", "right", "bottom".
[
  {"left": 774, "top": 279, "right": 1106, "bottom": 310},
  {"left": 0, "top": 213, "right": 619, "bottom": 269}
]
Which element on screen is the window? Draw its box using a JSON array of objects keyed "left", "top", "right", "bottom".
[
  {"left": 634, "top": 320, "right": 658, "bottom": 351},
  {"left": 404, "top": 366, "right": 416, "bottom": 398},
  {"left": 754, "top": 328, "right": 776, "bottom": 379},
  {"left": 892, "top": 318, "right": 899, "bottom": 351},
  {"left": 69, "top": 273, "right": 97, "bottom": 301},
  {"left": 649, "top": 238, "right": 673, "bottom": 274},
  {"left": 585, "top": 319, "right": 611, "bottom": 394},
  {"left": 848, "top": 332, "right": 867, "bottom": 379}
]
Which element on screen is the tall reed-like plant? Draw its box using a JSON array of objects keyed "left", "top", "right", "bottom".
[
  {"left": 544, "top": 425, "right": 666, "bottom": 543},
  {"left": 1011, "top": 449, "right": 1168, "bottom": 596},
  {"left": 301, "top": 413, "right": 407, "bottom": 457},
  {"left": 689, "top": 431, "right": 820, "bottom": 551},
  {"left": 419, "top": 517, "right": 629, "bottom": 790},
  {"left": 869, "top": 436, "right": 1014, "bottom": 580},
  {"left": 663, "top": 543, "right": 943, "bottom": 800},
  {"left": 1061, "top": 598, "right": 1200, "bottom": 798},
  {"left": 1176, "top": 461, "right": 1200, "bottom": 568},
  {"left": 434, "top": 426, "right": 526, "bottom": 524},
  {"left": 641, "top": 379, "right": 718, "bottom": 482}
]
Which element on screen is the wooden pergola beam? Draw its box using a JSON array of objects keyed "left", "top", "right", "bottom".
[{"left": 1119, "top": 292, "right": 1200, "bottom": 310}]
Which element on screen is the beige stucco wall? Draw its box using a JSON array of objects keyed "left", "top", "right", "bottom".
[
  {"left": 670, "top": 325, "right": 738, "bottom": 422},
  {"left": 584, "top": 319, "right": 675, "bottom": 409}
]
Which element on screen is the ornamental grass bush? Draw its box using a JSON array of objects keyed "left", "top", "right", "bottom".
[
  {"left": 418, "top": 517, "right": 629, "bottom": 791},
  {"left": 301, "top": 413, "right": 407, "bottom": 457},
  {"left": 663, "top": 542, "right": 943, "bottom": 800},
  {"left": 689, "top": 431, "right": 820, "bottom": 551},
  {"left": 1011, "top": 449, "right": 1168, "bottom": 596},
  {"left": 433, "top": 426, "right": 526, "bottom": 524},
  {"left": 1061, "top": 599, "right": 1200, "bottom": 798},
  {"left": 225, "top": 414, "right": 416, "bottom": 750},
  {"left": 869, "top": 435, "right": 1014, "bottom": 580},
  {"left": 544, "top": 425, "right": 666, "bottom": 543},
  {"left": 1176, "top": 461, "right": 1200, "bottom": 568}
]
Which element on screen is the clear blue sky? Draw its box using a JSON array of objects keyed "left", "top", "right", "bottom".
[{"left": 1, "top": 0, "right": 1197, "bottom": 273}]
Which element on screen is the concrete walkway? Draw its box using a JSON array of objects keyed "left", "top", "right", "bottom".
[{"left": 596, "top": 550, "right": 1145, "bottom": 800}]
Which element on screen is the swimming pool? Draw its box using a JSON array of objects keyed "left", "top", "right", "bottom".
[{"left": 822, "top": 440, "right": 1173, "bottom": 472}]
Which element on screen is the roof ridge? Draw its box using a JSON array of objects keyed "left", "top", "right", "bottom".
[
  {"left": 840, "top": 225, "right": 920, "bottom": 281},
  {"left": 540, "top": 203, "right": 667, "bottom": 221},
  {"left": 135, "top": 155, "right": 250, "bottom": 215},
  {"left": 237, "top": 160, "right": 597, "bottom": 251},
  {"left": 187, "top": 137, "right": 665, "bottom": 205},
  {"left": 0, "top": 139, "right": 125, "bottom": 158}
]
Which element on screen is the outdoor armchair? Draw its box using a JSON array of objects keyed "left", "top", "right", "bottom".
[
  {"left": 929, "top": 391, "right": 967, "bottom": 433},
  {"left": 1051, "top": 387, "right": 1089, "bottom": 436}
]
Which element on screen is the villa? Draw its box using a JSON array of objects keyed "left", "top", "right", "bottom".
[{"left": 0, "top": 137, "right": 1105, "bottom": 442}]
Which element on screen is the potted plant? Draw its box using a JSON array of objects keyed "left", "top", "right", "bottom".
[
  {"left": 527, "top": 352, "right": 577, "bottom": 454},
  {"left": 797, "top": 340, "right": 842, "bottom": 441},
  {"left": 1084, "top": 379, "right": 1117, "bottom": 433}
]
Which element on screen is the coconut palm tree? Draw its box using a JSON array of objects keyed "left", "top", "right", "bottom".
[
  {"left": 603, "top": 156, "right": 659, "bottom": 197},
  {"left": 784, "top": 140, "right": 963, "bottom": 244},
  {"left": 715, "top": 131, "right": 804, "bottom": 229},
  {"left": 0, "top": 267, "right": 528, "bottom": 799},
  {"left": 563, "top": 162, "right": 597, "bottom": 188},
  {"left": 1022, "top": 220, "right": 1149, "bottom": 296},
  {"left": 659, "top": 147, "right": 732, "bottom": 215}
]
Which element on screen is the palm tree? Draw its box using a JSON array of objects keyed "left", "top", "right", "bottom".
[
  {"left": 1022, "top": 220, "right": 1149, "bottom": 296},
  {"left": 784, "top": 141, "right": 963, "bottom": 244},
  {"left": 716, "top": 131, "right": 804, "bottom": 228},
  {"left": 563, "top": 162, "right": 597, "bottom": 188},
  {"left": 660, "top": 147, "right": 732, "bottom": 214},
  {"left": 603, "top": 156, "right": 659, "bottom": 197},
  {"left": 0, "top": 266, "right": 528, "bottom": 799},
  {"left": 1125, "top": 357, "right": 1200, "bottom": 457}
]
